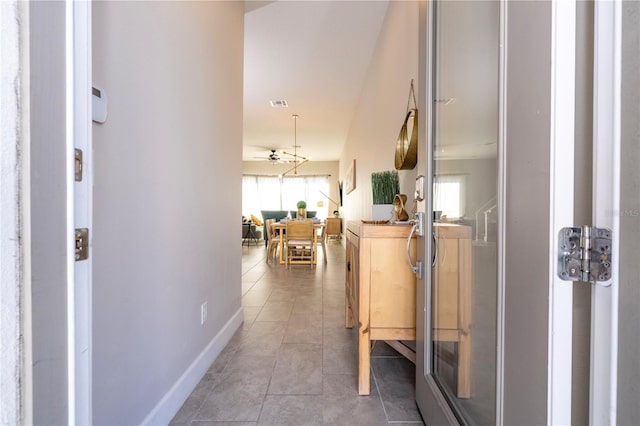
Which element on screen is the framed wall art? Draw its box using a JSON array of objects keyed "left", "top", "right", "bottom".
[{"left": 345, "top": 159, "right": 356, "bottom": 194}]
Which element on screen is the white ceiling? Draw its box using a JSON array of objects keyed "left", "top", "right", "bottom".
[{"left": 242, "top": 0, "right": 389, "bottom": 162}]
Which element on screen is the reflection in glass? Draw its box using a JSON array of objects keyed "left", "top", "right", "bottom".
[{"left": 430, "top": 1, "right": 499, "bottom": 425}]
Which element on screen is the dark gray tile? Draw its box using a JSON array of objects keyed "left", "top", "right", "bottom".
[
  {"left": 292, "top": 296, "right": 323, "bottom": 314},
  {"left": 283, "top": 313, "right": 322, "bottom": 344},
  {"left": 170, "top": 372, "right": 220, "bottom": 425},
  {"left": 195, "top": 356, "right": 276, "bottom": 422},
  {"left": 257, "top": 395, "right": 323, "bottom": 425},
  {"left": 268, "top": 344, "right": 322, "bottom": 395},
  {"left": 322, "top": 305, "right": 346, "bottom": 322},
  {"left": 209, "top": 342, "right": 240, "bottom": 374},
  {"left": 323, "top": 324, "right": 356, "bottom": 345},
  {"left": 371, "top": 357, "right": 422, "bottom": 422},
  {"left": 245, "top": 320, "right": 288, "bottom": 335},
  {"left": 233, "top": 321, "right": 286, "bottom": 357},
  {"left": 194, "top": 380, "right": 268, "bottom": 422},
  {"left": 221, "top": 355, "right": 277, "bottom": 382},
  {"left": 255, "top": 301, "right": 294, "bottom": 322},
  {"left": 192, "top": 421, "right": 257, "bottom": 426},
  {"left": 322, "top": 343, "right": 358, "bottom": 375},
  {"left": 322, "top": 374, "right": 388, "bottom": 426},
  {"left": 371, "top": 340, "right": 404, "bottom": 358},
  {"left": 323, "top": 288, "right": 345, "bottom": 304}
]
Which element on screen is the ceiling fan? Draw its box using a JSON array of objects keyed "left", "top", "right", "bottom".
[
  {"left": 252, "top": 116, "right": 310, "bottom": 172},
  {"left": 253, "top": 149, "right": 284, "bottom": 163}
]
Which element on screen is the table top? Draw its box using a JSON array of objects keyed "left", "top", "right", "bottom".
[{"left": 273, "top": 221, "right": 324, "bottom": 229}]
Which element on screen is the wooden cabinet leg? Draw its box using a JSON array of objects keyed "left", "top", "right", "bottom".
[
  {"left": 358, "top": 324, "right": 370, "bottom": 395},
  {"left": 457, "top": 332, "right": 471, "bottom": 398},
  {"left": 345, "top": 293, "right": 353, "bottom": 328}
]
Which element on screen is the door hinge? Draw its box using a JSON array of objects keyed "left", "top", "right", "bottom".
[
  {"left": 75, "top": 228, "right": 89, "bottom": 261},
  {"left": 558, "top": 226, "right": 611, "bottom": 284}
]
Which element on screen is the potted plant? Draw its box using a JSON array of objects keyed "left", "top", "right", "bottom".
[
  {"left": 371, "top": 170, "right": 400, "bottom": 220},
  {"left": 296, "top": 200, "right": 307, "bottom": 219},
  {"left": 332, "top": 210, "right": 340, "bottom": 217}
]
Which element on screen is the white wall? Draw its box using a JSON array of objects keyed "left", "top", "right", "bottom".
[
  {"left": 243, "top": 160, "right": 341, "bottom": 215},
  {"left": 29, "top": 2, "right": 69, "bottom": 424},
  {"left": 339, "top": 1, "right": 419, "bottom": 221},
  {"left": 92, "top": 2, "right": 244, "bottom": 424}
]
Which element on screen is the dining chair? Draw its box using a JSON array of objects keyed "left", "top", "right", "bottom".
[
  {"left": 285, "top": 220, "right": 315, "bottom": 269},
  {"left": 265, "top": 219, "right": 278, "bottom": 264},
  {"left": 318, "top": 223, "right": 328, "bottom": 264},
  {"left": 325, "top": 217, "right": 342, "bottom": 240}
]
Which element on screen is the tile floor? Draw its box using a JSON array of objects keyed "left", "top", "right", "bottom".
[{"left": 170, "top": 240, "right": 425, "bottom": 425}]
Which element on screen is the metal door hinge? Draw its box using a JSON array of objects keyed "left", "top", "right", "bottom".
[
  {"left": 75, "top": 228, "right": 89, "bottom": 261},
  {"left": 74, "top": 148, "right": 83, "bottom": 181},
  {"left": 558, "top": 226, "right": 611, "bottom": 284}
]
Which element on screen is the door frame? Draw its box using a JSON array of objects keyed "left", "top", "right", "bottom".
[
  {"left": 547, "top": 0, "right": 577, "bottom": 424},
  {"left": 590, "top": 1, "right": 621, "bottom": 424},
  {"left": 66, "top": 0, "right": 93, "bottom": 423}
]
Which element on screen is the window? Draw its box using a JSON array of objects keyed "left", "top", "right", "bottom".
[
  {"left": 242, "top": 175, "right": 280, "bottom": 218},
  {"left": 433, "top": 174, "right": 466, "bottom": 219},
  {"left": 242, "top": 175, "right": 330, "bottom": 219}
]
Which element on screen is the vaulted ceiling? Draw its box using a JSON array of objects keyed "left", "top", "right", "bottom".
[{"left": 242, "top": 1, "right": 389, "bottom": 162}]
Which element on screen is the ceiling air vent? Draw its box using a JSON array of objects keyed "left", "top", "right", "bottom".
[{"left": 269, "top": 100, "right": 288, "bottom": 108}]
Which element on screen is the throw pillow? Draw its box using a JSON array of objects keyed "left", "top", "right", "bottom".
[{"left": 250, "top": 214, "right": 263, "bottom": 226}]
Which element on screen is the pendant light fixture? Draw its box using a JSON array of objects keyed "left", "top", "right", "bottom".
[{"left": 281, "top": 114, "right": 310, "bottom": 176}]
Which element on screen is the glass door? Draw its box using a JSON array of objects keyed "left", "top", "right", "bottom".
[
  {"left": 416, "top": 1, "right": 610, "bottom": 424},
  {"left": 416, "top": 1, "right": 501, "bottom": 424},
  {"left": 421, "top": 1, "right": 500, "bottom": 424}
]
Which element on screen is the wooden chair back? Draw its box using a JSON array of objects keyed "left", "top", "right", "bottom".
[
  {"left": 325, "top": 217, "right": 341, "bottom": 237},
  {"left": 265, "top": 219, "right": 276, "bottom": 239},
  {"left": 285, "top": 220, "right": 313, "bottom": 241}
]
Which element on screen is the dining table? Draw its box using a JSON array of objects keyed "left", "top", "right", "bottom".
[{"left": 272, "top": 220, "right": 325, "bottom": 265}]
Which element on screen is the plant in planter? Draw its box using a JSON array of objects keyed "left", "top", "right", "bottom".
[
  {"left": 296, "top": 200, "right": 307, "bottom": 219},
  {"left": 371, "top": 170, "right": 400, "bottom": 220}
]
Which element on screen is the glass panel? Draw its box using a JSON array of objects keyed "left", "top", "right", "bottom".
[{"left": 430, "top": 1, "right": 499, "bottom": 424}]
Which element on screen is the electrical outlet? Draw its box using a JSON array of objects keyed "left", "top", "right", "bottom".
[{"left": 200, "top": 302, "right": 208, "bottom": 325}]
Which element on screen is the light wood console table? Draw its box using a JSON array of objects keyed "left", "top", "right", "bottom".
[
  {"left": 432, "top": 223, "right": 472, "bottom": 398},
  {"left": 345, "top": 221, "right": 472, "bottom": 398},
  {"left": 345, "top": 222, "right": 417, "bottom": 395}
]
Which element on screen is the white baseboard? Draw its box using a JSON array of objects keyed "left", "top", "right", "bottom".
[{"left": 141, "top": 307, "right": 243, "bottom": 425}]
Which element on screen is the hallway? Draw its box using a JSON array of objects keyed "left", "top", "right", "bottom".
[{"left": 170, "top": 241, "right": 424, "bottom": 425}]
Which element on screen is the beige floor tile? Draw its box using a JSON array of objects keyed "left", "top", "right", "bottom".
[
  {"left": 173, "top": 243, "right": 425, "bottom": 426},
  {"left": 258, "top": 395, "right": 323, "bottom": 425},
  {"left": 267, "top": 343, "right": 323, "bottom": 395}
]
